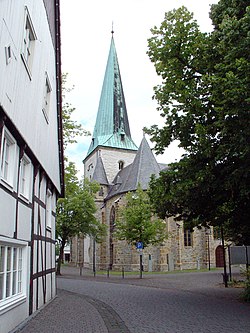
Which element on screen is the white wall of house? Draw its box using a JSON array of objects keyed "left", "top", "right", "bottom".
[
  {"left": 0, "top": 0, "right": 61, "bottom": 191},
  {"left": 0, "top": 1, "right": 62, "bottom": 332}
]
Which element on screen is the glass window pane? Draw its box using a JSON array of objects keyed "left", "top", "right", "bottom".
[
  {"left": 6, "top": 272, "right": 11, "bottom": 297},
  {"left": 12, "top": 271, "right": 17, "bottom": 295},
  {"left": 13, "top": 247, "right": 17, "bottom": 270},
  {"left": 0, "top": 246, "right": 5, "bottom": 272},
  {"left": 0, "top": 274, "right": 3, "bottom": 299},
  {"left": 7, "top": 247, "right": 12, "bottom": 271}
]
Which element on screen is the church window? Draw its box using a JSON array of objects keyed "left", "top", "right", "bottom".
[
  {"left": 109, "top": 206, "right": 116, "bottom": 270},
  {"left": 184, "top": 229, "right": 193, "bottom": 247},
  {"left": 101, "top": 212, "right": 105, "bottom": 224},
  {"left": 99, "top": 187, "right": 104, "bottom": 196},
  {"left": 118, "top": 160, "right": 124, "bottom": 170}
]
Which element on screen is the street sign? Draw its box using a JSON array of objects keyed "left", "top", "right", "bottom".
[{"left": 136, "top": 242, "right": 143, "bottom": 249}]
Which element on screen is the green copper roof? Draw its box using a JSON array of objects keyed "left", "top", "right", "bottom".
[{"left": 86, "top": 36, "right": 137, "bottom": 157}]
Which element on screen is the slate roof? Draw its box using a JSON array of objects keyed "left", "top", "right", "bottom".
[
  {"left": 92, "top": 156, "right": 109, "bottom": 185},
  {"left": 86, "top": 36, "right": 137, "bottom": 158},
  {"left": 106, "top": 136, "right": 162, "bottom": 200}
]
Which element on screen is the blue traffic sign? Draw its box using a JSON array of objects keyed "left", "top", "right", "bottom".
[{"left": 136, "top": 242, "right": 143, "bottom": 249}]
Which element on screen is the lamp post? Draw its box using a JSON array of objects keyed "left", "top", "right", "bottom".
[{"left": 93, "top": 236, "right": 96, "bottom": 277}]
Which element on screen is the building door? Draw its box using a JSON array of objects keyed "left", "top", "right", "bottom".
[{"left": 215, "top": 245, "right": 224, "bottom": 267}]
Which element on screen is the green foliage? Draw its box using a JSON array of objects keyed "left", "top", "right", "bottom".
[
  {"left": 146, "top": 2, "right": 250, "bottom": 243},
  {"left": 56, "top": 162, "right": 106, "bottom": 242},
  {"left": 115, "top": 186, "right": 167, "bottom": 248},
  {"left": 62, "top": 73, "right": 90, "bottom": 150},
  {"left": 56, "top": 162, "right": 106, "bottom": 274},
  {"left": 242, "top": 268, "right": 250, "bottom": 303}
]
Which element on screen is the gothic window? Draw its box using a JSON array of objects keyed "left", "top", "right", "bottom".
[
  {"left": 184, "top": 229, "right": 193, "bottom": 247},
  {"left": 99, "top": 187, "right": 104, "bottom": 196},
  {"left": 109, "top": 206, "right": 116, "bottom": 270}
]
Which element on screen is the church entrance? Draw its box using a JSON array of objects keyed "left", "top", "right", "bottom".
[{"left": 215, "top": 245, "right": 224, "bottom": 267}]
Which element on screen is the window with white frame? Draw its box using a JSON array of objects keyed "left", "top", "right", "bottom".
[
  {"left": 19, "top": 154, "right": 32, "bottom": 200},
  {"left": 46, "top": 189, "right": 52, "bottom": 230},
  {"left": 21, "top": 7, "right": 36, "bottom": 78},
  {"left": 42, "top": 73, "right": 52, "bottom": 122},
  {"left": 0, "top": 243, "right": 25, "bottom": 309},
  {"left": 0, "top": 128, "right": 17, "bottom": 188}
]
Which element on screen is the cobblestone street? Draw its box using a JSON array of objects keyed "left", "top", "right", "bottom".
[{"left": 13, "top": 267, "right": 249, "bottom": 333}]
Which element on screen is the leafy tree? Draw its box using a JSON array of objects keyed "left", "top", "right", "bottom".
[
  {"left": 146, "top": 2, "right": 250, "bottom": 244},
  {"left": 56, "top": 162, "right": 106, "bottom": 275},
  {"left": 56, "top": 74, "right": 105, "bottom": 275},
  {"left": 115, "top": 186, "right": 167, "bottom": 277}
]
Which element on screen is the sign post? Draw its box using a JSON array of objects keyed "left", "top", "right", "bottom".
[{"left": 136, "top": 242, "right": 144, "bottom": 279}]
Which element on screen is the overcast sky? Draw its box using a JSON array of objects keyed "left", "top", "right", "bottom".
[{"left": 60, "top": 0, "right": 219, "bottom": 175}]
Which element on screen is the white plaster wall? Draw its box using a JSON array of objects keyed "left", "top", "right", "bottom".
[
  {"left": 17, "top": 202, "right": 32, "bottom": 240},
  {"left": 0, "top": 0, "right": 61, "bottom": 191},
  {"left": 1, "top": 300, "right": 29, "bottom": 333},
  {"left": 0, "top": 190, "right": 16, "bottom": 237},
  {"left": 84, "top": 147, "right": 136, "bottom": 183}
]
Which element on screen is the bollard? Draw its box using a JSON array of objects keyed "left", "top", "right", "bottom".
[
  {"left": 107, "top": 269, "right": 109, "bottom": 278},
  {"left": 79, "top": 263, "right": 83, "bottom": 276},
  {"left": 122, "top": 266, "right": 124, "bottom": 279}
]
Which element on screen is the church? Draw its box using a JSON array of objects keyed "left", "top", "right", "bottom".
[{"left": 71, "top": 34, "right": 223, "bottom": 272}]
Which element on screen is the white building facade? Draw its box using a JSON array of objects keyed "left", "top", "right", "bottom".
[{"left": 0, "top": 1, "right": 64, "bottom": 332}]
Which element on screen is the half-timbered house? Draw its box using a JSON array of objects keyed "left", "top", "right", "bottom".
[{"left": 0, "top": 1, "right": 64, "bottom": 332}]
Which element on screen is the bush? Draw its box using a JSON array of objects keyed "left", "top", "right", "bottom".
[{"left": 241, "top": 268, "right": 250, "bottom": 302}]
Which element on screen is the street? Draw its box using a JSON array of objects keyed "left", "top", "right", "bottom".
[{"left": 15, "top": 267, "right": 250, "bottom": 333}]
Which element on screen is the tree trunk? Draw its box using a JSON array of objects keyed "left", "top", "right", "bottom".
[{"left": 56, "top": 240, "right": 65, "bottom": 275}]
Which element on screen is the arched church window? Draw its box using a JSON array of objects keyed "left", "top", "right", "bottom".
[
  {"left": 109, "top": 206, "right": 116, "bottom": 270},
  {"left": 110, "top": 206, "right": 116, "bottom": 232},
  {"left": 118, "top": 160, "right": 124, "bottom": 170},
  {"left": 99, "top": 187, "right": 104, "bottom": 196}
]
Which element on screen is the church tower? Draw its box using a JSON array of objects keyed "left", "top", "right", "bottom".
[{"left": 83, "top": 33, "right": 137, "bottom": 185}]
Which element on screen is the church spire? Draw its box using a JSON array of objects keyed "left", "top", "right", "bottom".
[{"left": 86, "top": 35, "right": 137, "bottom": 158}]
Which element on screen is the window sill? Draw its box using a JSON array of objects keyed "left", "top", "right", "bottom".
[
  {"left": 19, "top": 193, "right": 31, "bottom": 204},
  {"left": 0, "top": 294, "right": 27, "bottom": 315},
  {"left": 0, "top": 177, "right": 14, "bottom": 192}
]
